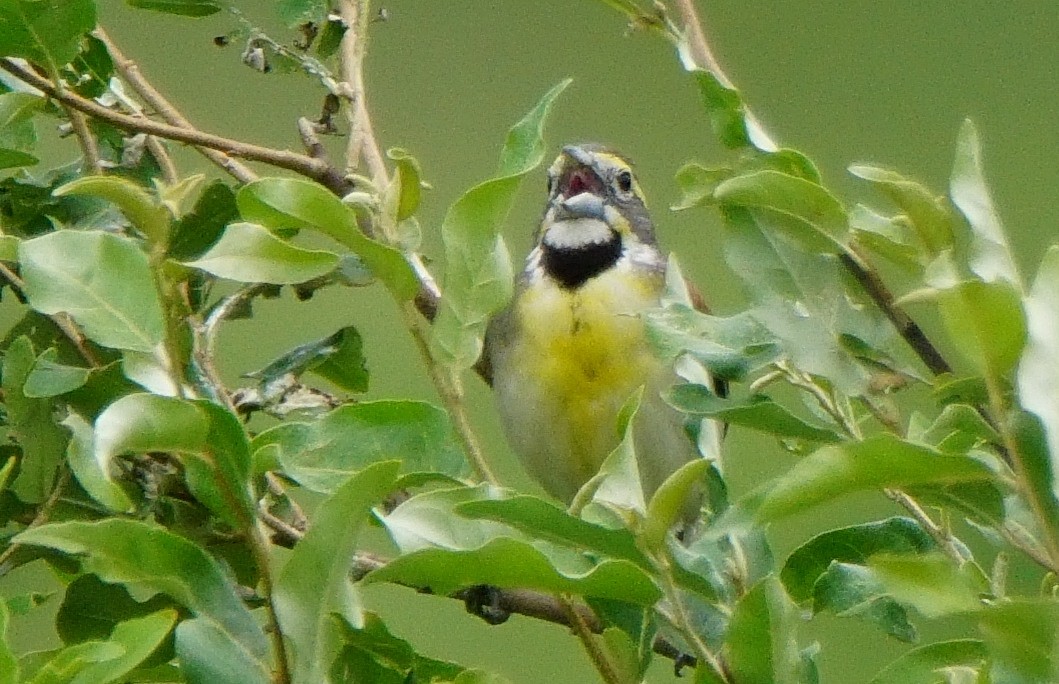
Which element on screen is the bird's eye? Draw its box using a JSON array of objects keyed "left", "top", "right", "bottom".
[{"left": 616, "top": 170, "right": 633, "bottom": 193}]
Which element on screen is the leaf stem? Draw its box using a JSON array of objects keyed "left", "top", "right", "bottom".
[
  {"left": 248, "top": 522, "right": 293, "bottom": 684},
  {"left": 653, "top": 549, "right": 731, "bottom": 683},
  {"left": 885, "top": 489, "right": 967, "bottom": 566},
  {"left": 0, "top": 467, "right": 70, "bottom": 576},
  {"left": 401, "top": 303, "right": 499, "bottom": 484},
  {"left": 558, "top": 593, "right": 629, "bottom": 684}
]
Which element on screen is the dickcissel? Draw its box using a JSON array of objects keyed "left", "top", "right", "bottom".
[{"left": 486, "top": 144, "right": 720, "bottom": 511}]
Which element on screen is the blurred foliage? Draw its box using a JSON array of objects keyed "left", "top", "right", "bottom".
[{"left": 0, "top": 1, "right": 1057, "bottom": 683}]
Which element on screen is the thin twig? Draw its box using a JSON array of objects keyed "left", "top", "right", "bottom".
[
  {"left": 337, "top": 0, "right": 388, "bottom": 184},
  {"left": 559, "top": 593, "right": 628, "bottom": 684},
  {"left": 0, "top": 468, "right": 71, "bottom": 576},
  {"left": 93, "top": 28, "right": 258, "bottom": 185},
  {"left": 0, "top": 57, "right": 349, "bottom": 194},
  {"left": 885, "top": 489, "right": 967, "bottom": 565},
  {"left": 145, "top": 135, "right": 179, "bottom": 184},
  {"left": 0, "top": 262, "right": 103, "bottom": 368},
  {"left": 63, "top": 106, "right": 103, "bottom": 174}
]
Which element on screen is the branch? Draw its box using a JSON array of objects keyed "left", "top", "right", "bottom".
[
  {"left": 62, "top": 105, "right": 102, "bottom": 174},
  {"left": 93, "top": 28, "right": 258, "bottom": 185},
  {"left": 0, "top": 57, "right": 350, "bottom": 195}
]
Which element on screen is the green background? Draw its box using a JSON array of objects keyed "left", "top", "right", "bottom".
[{"left": 6, "top": 1, "right": 1059, "bottom": 681}]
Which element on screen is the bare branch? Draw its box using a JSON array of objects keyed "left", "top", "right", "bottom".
[
  {"left": 62, "top": 105, "right": 103, "bottom": 174},
  {"left": 93, "top": 28, "right": 258, "bottom": 185},
  {"left": 0, "top": 57, "right": 351, "bottom": 195}
]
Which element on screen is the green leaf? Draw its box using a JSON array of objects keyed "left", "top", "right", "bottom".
[
  {"left": 374, "top": 485, "right": 662, "bottom": 603},
  {"left": 978, "top": 600, "right": 1059, "bottom": 683},
  {"left": 0, "top": 91, "right": 42, "bottom": 152},
  {"left": 748, "top": 435, "right": 999, "bottom": 523},
  {"left": 275, "top": 461, "right": 400, "bottom": 684},
  {"left": 3, "top": 335, "right": 69, "bottom": 503},
  {"left": 713, "top": 170, "right": 847, "bottom": 250},
  {"left": 665, "top": 384, "right": 843, "bottom": 443},
  {"left": 237, "top": 177, "right": 420, "bottom": 300},
  {"left": 365, "top": 534, "right": 661, "bottom": 605},
  {"left": 812, "top": 561, "right": 918, "bottom": 642},
  {"left": 183, "top": 221, "right": 340, "bottom": 284},
  {"left": 174, "top": 618, "right": 269, "bottom": 684},
  {"left": 248, "top": 326, "right": 369, "bottom": 394},
  {"left": 94, "top": 394, "right": 254, "bottom": 528},
  {"left": 20, "top": 231, "right": 165, "bottom": 353},
  {"left": 643, "top": 459, "right": 710, "bottom": 550},
  {"left": 0, "top": 600, "right": 16, "bottom": 684},
  {"left": 331, "top": 612, "right": 466, "bottom": 683},
  {"left": 724, "top": 576, "right": 803, "bottom": 684},
  {"left": 14, "top": 519, "right": 270, "bottom": 676},
  {"left": 25, "top": 642, "right": 124, "bottom": 683},
  {"left": 672, "top": 162, "right": 730, "bottom": 211},
  {"left": 848, "top": 204, "right": 923, "bottom": 271},
  {"left": 869, "top": 553, "right": 984, "bottom": 618},
  {"left": 124, "top": 0, "right": 222, "bottom": 17},
  {"left": 252, "top": 400, "right": 469, "bottom": 492},
  {"left": 0, "top": 147, "right": 36, "bottom": 170},
  {"left": 850, "top": 164, "right": 955, "bottom": 257},
  {"left": 912, "top": 403, "right": 1000, "bottom": 454},
  {"left": 923, "top": 273, "right": 1026, "bottom": 379},
  {"left": 277, "top": 0, "right": 327, "bottom": 25},
  {"left": 869, "top": 639, "right": 986, "bottom": 684},
  {"left": 54, "top": 176, "right": 170, "bottom": 247},
  {"left": 23, "top": 347, "right": 91, "bottom": 398},
  {"left": 49, "top": 609, "right": 177, "bottom": 684},
  {"left": 689, "top": 70, "right": 753, "bottom": 150},
  {"left": 56, "top": 574, "right": 173, "bottom": 645},
  {"left": 431, "top": 79, "right": 569, "bottom": 370},
  {"left": 1018, "top": 246, "right": 1059, "bottom": 503},
  {"left": 387, "top": 148, "right": 423, "bottom": 222},
  {"left": 63, "top": 412, "right": 133, "bottom": 513},
  {"left": 645, "top": 304, "right": 780, "bottom": 381},
  {"left": 585, "top": 387, "right": 648, "bottom": 517},
  {"left": 950, "top": 119, "right": 1020, "bottom": 286},
  {"left": 0, "top": 0, "right": 96, "bottom": 75},
  {"left": 167, "top": 180, "right": 238, "bottom": 260},
  {"left": 781, "top": 517, "right": 937, "bottom": 603},
  {"left": 64, "top": 34, "right": 114, "bottom": 98}
]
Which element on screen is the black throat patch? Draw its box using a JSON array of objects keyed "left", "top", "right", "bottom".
[{"left": 541, "top": 233, "right": 623, "bottom": 289}]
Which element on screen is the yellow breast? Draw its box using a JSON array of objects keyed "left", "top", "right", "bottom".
[{"left": 506, "top": 262, "right": 665, "bottom": 488}]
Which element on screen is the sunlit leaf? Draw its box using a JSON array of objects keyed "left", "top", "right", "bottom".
[
  {"left": 252, "top": 400, "right": 469, "bottom": 492},
  {"left": 275, "top": 461, "right": 400, "bottom": 683},
  {"left": 57, "top": 609, "right": 177, "bottom": 684},
  {"left": 183, "top": 221, "right": 340, "bottom": 284},
  {"left": 848, "top": 204, "right": 922, "bottom": 271},
  {"left": 63, "top": 412, "right": 132, "bottom": 513},
  {"left": 14, "top": 519, "right": 270, "bottom": 677},
  {"left": 950, "top": 119, "right": 1020, "bottom": 286},
  {"left": 713, "top": 170, "right": 847, "bottom": 249},
  {"left": 238, "top": 177, "right": 420, "bottom": 300},
  {"left": 646, "top": 304, "right": 780, "bottom": 381},
  {"left": 23, "top": 347, "right": 90, "bottom": 398},
  {"left": 869, "top": 553, "right": 984, "bottom": 618},
  {"left": 978, "top": 600, "right": 1059, "bottom": 683},
  {"left": 431, "top": 79, "right": 569, "bottom": 370},
  {"left": 0, "top": 0, "right": 96, "bottom": 75},
  {"left": 95, "top": 394, "right": 254, "bottom": 528},
  {"left": 20, "top": 231, "right": 165, "bottom": 353},
  {"left": 1018, "top": 246, "right": 1059, "bottom": 504},
  {"left": 724, "top": 576, "right": 803, "bottom": 684},
  {"left": 850, "top": 164, "right": 954, "bottom": 257},
  {"left": 54, "top": 176, "right": 170, "bottom": 247},
  {"left": 747, "top": 435, "right": 999, "bottom": 524}
]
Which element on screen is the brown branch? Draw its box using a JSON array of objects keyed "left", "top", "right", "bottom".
[
  {"left": 93, "top": 28, "right": 258, "bottom": 185},
  {"left": 145, "top": 135, "right": 178, "bottom": 184},
  {"left": 337, "top": 0, "right": 388, "bottom": 184},
  {"left": 0, "top": 262, "right": 103, "bottom": 368},
  {"left": 0, "top": 57, "right": 351, "bottom": 195},
  {"left": 841, "top": 249, "right": 952, "bottom": 376},
  {"left": 63, "top": 106, "right": 102, "bottom": 174}
]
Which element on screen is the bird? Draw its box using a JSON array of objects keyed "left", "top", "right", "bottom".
[{"left": 485, "top": 144, "right": 721, "bottom": 514}]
